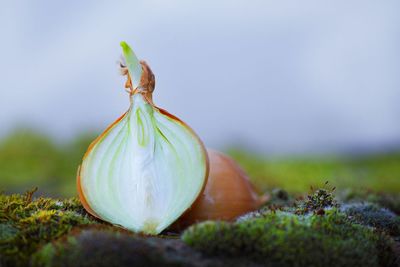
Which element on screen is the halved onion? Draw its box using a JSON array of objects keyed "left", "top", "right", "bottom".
[{"left": 77, "top": 42, "right": 208, "bottom": 234}]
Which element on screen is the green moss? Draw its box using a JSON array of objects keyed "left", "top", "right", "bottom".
[
  {"left": 342, "top": 203, "right": 400, "bottom": 236},
  {"left": 0, "top": 190, "right": 100, "bottom": 267},
  {"left": 1, "top": 187, "right": 398, "bottom": 266},
  {"left": 182, "top": 209, "right": 397, "bottom": 267}
]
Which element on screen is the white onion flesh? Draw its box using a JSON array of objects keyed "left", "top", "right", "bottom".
[{"left": 79, "top": 93, "right": 208, "bottom": 234}]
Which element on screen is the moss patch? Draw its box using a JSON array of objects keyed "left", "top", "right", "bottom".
[
  {"left": 1, "top": 188, "right": 399, "bottom": 267},
  {"left": 0, "top": 189, "right": 101, "bottom": 267},
  {"left": 182, "top": 209, "right": 397, "bottom": 267}
]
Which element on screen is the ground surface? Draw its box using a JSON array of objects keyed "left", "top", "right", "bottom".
[{"left": 1, "top": 188, "right": 399, "bottom": 267}]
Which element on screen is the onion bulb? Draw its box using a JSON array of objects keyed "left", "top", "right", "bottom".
[
  {"left": 77, "top": 42, "right": 208, "bottom": 234},
  {"left": 174, "top": 149, "right": 267, "bottom": 228}
]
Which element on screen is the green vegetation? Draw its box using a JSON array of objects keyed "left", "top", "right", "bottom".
[
  {"left": 229, "top": 149, "right": 400, "bottom": 193},
  {"left": 0, "top": 188, "right": 399, "bottom": 267},
  {"left": 0, "top": 130, "right": 400, "bottom": 197},
  {"left": 182, "top": 188, "right": 399, "bottom": 267},
  {"left": 0, "top": 129, "right": 96, "bottom": 197},
  {"left": 182, "top": 210, "right": 397, "bottom": 267},
  {"left": 0, "top": 189, "right": 101, "bottom": 267},
  {"left": 295, "top": 186, "right": 339, "bottom": 215}
]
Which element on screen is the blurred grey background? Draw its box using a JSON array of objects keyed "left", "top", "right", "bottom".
[{"left": 1, "top": 0, "right": 399, "bottom": 155}]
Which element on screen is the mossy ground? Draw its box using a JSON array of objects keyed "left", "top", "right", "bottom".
[
  {"left": 183, "top": 210, "right": 395, "bottom": 267},
  {"left": 0, "top": 188, "right": 399, "bottom": 267},
  {"left": 0, "top": 189, "right": 102, "bottom": 267}
]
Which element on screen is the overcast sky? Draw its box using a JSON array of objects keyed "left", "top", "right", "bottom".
[{"left": 0, "top": 1, "right": 399, "bottom": 155}]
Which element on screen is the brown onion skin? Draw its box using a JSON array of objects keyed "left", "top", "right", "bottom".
[{"left": 173, "top": 149, "right": 267, "bottom": 230}]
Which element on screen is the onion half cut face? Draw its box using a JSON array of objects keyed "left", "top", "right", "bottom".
[{"left": 78, "top": 93, "right": 208, "bottom": 234}]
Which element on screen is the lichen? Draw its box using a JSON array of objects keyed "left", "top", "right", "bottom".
[
  {"left": 182, "top": 209, "right": 397, "bottom": 267},
  {"left": 0, "top": 189, "right": 101, "bottom": 267},
  {"left": 342, "top": 202, "right": 400, "bottom": 236}
]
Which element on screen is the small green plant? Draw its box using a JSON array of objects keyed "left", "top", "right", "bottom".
[{"left": 295, "top": 182, "right": 339, "bottom": 215}]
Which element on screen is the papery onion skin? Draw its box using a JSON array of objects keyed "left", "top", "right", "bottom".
[{"left": 174, "top": 149, "right": 266, "bottom": 229}]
